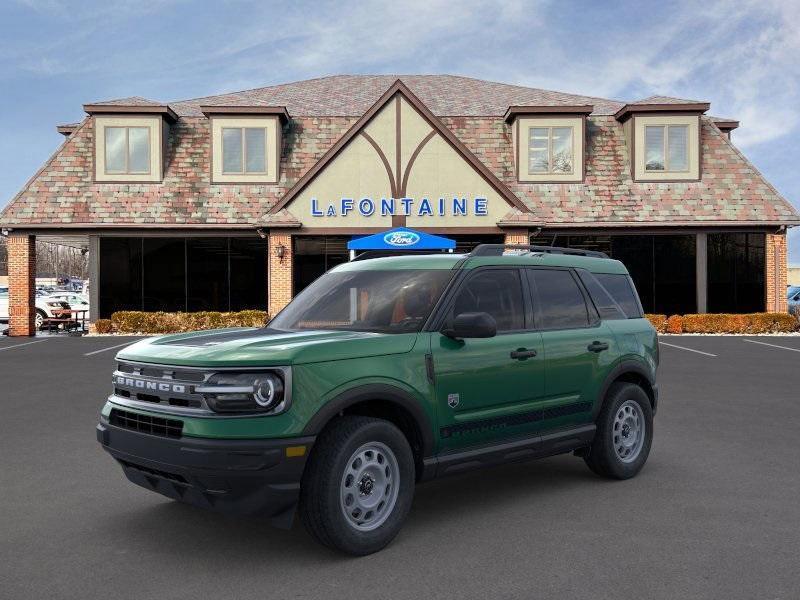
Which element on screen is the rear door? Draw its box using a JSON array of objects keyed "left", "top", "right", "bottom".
[
  {"left": 431, "top": 267, "right": 545, "bottom": 451},
  {"left": 527, "top": 268, "right": 617, "bottom": 432}
]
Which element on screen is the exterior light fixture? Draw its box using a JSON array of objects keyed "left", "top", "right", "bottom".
[{"left": 276, "top": 243, "right": 286, "bottom": 263}]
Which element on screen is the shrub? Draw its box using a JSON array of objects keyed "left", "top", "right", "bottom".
[
  {"left": 645, "top": 314, "right": 667, "bottom": 333},
  {"left": 94, "top": 319, "right": 113, "bottom": 334},
  {"left": 665, "top": 315, "right": 683, "bottom": 334},
  {"left": 679, "top": 313, "right": 797, "bottom": 334},
  {"left": 111, "top": 310, "right": 269, "bottom": 334}
]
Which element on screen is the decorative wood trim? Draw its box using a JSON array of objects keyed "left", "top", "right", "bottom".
[
  {"left": 360, "top": 130, "right": 398, "bottom": 199},
  {"left": 614, "top": 102, "right": 710, "bottom": 122},
  {"left": 83, "top": 103, "right": 178, "bottom": 122},
  {"left": 269, "top": 79, "right": 529, "bottom": 214},
  {"left": 504, "top": 104, "right": 593, "bottom": 122},
  {"left": 399, "top": 130, "right": 436, "bottom": 197},
  {"left": 200, "top": 105, "right": 290, "bottom": 122}
]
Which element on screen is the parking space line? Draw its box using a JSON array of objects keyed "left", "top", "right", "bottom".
[
  {"left": 742, "top": 338, "right": 800, "bottom": 353},
  {"left": 84, "top": 341, "right": 138, "bottom": 356},
  {"left": 0, "top": 339, "right": 48, "bottom": 352},
  {"left": 658, "top": 341, "right": 717, "bottom": 357}
]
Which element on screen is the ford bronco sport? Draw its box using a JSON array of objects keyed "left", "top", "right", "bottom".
[{"left": 97, "top": 244, "right": 658, "bottom": 555}]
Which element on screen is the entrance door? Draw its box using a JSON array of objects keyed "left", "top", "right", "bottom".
[
  {"left": 431, "top": 268, "right": 546, "bottom": 451},
  {"left": 526, "top": 268, "right": 615, "bottom": 432}
]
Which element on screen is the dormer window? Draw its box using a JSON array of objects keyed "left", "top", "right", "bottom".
[
  {"left": 528, "top": 126, "right": 574, "bottom": 174},
  {"left": 222, "top": 127, "right": 268, "bottom": 174},
  {"left": 644, "top": 124, "right": 688, "bottom": 172},
  {"left": 105, "top": 126, "right": 151, "bottom": 174},
  {"left": 201, "top": 106, "right": 289, "bottom": 184},
  {"left": 84, "top": 101, "right": 175, "bottom": 183},
  {"left": 505, "top": 106, "right": 591, "bottom": 184}
]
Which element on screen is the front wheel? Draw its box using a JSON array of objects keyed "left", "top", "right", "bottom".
[
  {"left": 35, "top": 309, "right": 46, "bottom": 330},
  {"left": 299, "top": 416, "right": 415, "bottom": 555},
  {"left": 584, "top": 382, "right": 653, "bottom": 479}
]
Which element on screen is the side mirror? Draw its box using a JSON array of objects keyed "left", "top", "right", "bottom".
[{"left": 443, "top": 312, "right": 497, "bottom": 340}]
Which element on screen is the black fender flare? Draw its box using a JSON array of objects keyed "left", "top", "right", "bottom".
[
  {"left": 301, "top": 383, "right": 435, "bottom": 458},
  {"left": 594, "top": 360, "right": 656, "bottom": 419}
]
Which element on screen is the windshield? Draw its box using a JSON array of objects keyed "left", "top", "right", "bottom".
[{"left": 270, "top": 269, "right": 454, "bottom": 333}]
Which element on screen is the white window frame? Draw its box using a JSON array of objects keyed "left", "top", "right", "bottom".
[
  {"left": 210, "top": 116, "right": 279, "bottom": 184},
  {"left": 221, "top": 127, "right": 269, "bottom": 175},
  {"left": 527, "top": 126, "right": 575, "bottom": 175},
  {"left": 644, "top": 124, "right": 689, "bottom": 173},
  {"left": 104, "top": 126, "right": 152, "bottom": 175}
]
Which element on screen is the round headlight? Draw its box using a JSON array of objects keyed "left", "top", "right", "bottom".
[{"left": 254, "top": 378, "right": 276, "bottom": 407}]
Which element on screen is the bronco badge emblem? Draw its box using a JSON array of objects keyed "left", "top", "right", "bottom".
[{"left": 447, "top": 393, "right": 460, "bottom": 408}]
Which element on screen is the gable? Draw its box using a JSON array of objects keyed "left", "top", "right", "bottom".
[{"left": 273, "top": 83, "right": 527, "bottom": 228}]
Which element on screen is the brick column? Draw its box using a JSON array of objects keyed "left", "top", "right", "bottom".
[
  {"left": 268, "top": 231, "right": 293, "bottom": 317},
  {"left": 8, "top": 234, "right": 36, "bottom": 336},
  {"left": 765, "top": 233, "right": 788, "bottom": 312},
  {"left": 503, "top": 229, "right": 529, "bottom": 246}
]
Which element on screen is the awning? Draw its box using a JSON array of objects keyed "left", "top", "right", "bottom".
[{"left": 347, "top": 227, "right": 456, "bottom": 251}]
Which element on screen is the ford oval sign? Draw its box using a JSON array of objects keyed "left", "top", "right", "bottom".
[{"left": 383, "top": 231, "right": 420, "bottom": 247}]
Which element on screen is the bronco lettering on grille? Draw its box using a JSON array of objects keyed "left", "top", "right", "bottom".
[{"left": 114, "top": 375, "right": 186, "bottom": 394}]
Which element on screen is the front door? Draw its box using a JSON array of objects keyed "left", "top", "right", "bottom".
[
  {"left": 526, "top": 268, "right": 617, "bottom": 432},
  {"left": 431, "top": 268, "right": 546, "bottom": 451}
]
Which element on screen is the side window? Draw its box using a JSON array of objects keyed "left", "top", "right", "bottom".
[
  {"left": 528, "top": 269, "right": 590, "bottom": 329},
  {"left": 449, "top": 269, "right": 525, "bottom": 332},
  {"left": 594, "top": 273, "right": 644, "bottom": 318},
  {"left": 577, "top": 270, "right": 626, "bottom": 320}
]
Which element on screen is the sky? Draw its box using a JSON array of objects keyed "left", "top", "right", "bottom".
[{"left": 1, "top": 0, "right": 798, "bottom": 259}]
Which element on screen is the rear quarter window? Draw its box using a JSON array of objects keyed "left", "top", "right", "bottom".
[{"left": 593, "top": 273, "right": 644, "bottom": 318}]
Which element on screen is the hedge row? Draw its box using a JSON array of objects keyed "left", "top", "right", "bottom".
[
  {"left": 645, "top": 313, "right": 798, "bottom": 334},
  {"left": 108, "top": 310, "right": 269, "bottom": 334}
]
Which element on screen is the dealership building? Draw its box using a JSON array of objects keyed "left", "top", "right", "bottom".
[{"left": 1, "top": 74, "right": 797, "bottom": 335}]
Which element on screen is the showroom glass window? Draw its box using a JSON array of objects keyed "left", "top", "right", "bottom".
[
  {"left": 99, "top": 237, "right": 267, "bottom": 317},
  {"left": 645, "top": 125, "right": 688, "bottom": 171},
  {"left": 528, "top": 126, "right": 573, "bottom": 174},
  {"left": 222, "top": 127, "right": 267, "bottom": 173},
  {"left": 104, "top": 126, "right": 150, "bottom": 174},
  {"left": 528, "top": 233, "right": 696, "bottom": 315}
]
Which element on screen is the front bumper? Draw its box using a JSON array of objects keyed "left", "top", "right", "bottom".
[{"left": 97, "top": 418, "right": 314, "bottom": 528}]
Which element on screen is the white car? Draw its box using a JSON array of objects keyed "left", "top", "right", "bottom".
[
  {"left": 45, "top": 292, "right": 90, "bottom": 320},
  {"left": 0, "top": 287, "right": 74, "bottom": 329}
]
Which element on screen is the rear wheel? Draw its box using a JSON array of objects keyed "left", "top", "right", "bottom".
[
  {"left": 299, "top": 415, "right": 414, "bottom": 555},
  {"left": 35, "top": 309, "right": 46, "bottom": 330},
  {"left": 584, "top": 382, "right": 653, "bottom": 479}
]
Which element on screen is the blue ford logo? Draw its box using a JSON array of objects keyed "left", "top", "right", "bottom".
[{"left": 384, "top": 231, "right": 420, "bottom": 247}]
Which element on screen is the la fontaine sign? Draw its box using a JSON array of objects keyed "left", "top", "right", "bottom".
[{"left": 310, "top": 196, "right": 489, "bottom": 218}]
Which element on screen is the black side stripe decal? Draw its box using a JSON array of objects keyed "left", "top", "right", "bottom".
[{"left": 440, "top": 401, "right": 592, "bottom": 438}]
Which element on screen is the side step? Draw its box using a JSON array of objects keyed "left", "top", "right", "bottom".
[{"left": 421, "top": 424, "right": 596, "bottom": 480}]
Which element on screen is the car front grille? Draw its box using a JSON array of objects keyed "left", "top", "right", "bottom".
[
  {"left": 112, "top": 361, "right": 212, "bottom": 414},
  {"left": 109, "top": 408, "right": 183, "bottom": 439}
]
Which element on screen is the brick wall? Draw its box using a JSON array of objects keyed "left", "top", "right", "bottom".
[
  {"left": 268, "top": 232, "right": 293, "bottom": 316},
  {"left": 503, "top": 229, "right": 529, "bottom": 246},
  {"left": 8, "top": 234, "right": 36, "bottom": 336},
  {"left": 765, "top": 233, "right": 788, "bottom": 313}
]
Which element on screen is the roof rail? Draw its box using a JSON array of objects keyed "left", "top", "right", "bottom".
[{"left": 469, "top": 244, "right": 609, "bottom": 258}]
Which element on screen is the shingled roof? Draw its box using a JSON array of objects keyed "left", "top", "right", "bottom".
[{"left": 1, "top": 75, "right": 796, "bottom": 229}]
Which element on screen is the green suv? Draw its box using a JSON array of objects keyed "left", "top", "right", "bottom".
[{"left": 97, "top": 244, "right": 658, "bottom": 555}]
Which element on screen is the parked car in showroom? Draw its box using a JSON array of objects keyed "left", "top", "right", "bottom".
[
  {"left": 97, "top": 244, "right": 658, "bottom": 555},
  {"left": 0, "top": 288, "right": 73, "bottom": 329},
  {"left": 788, "top": 286, "right": 800, "bottom": 315},
  {"left": 45, "top": 292, "right": 90, "bottom": 320}
]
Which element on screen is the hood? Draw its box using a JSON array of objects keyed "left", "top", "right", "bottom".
[{"left": 116, "top": 327, "right": 419, "bottom": 367}]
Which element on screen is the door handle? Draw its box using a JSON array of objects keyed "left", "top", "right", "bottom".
[
  {"left": 587, "top": 341, "right": 609, "bottom": 353},
  {"left": 510, "top": 348, "right": 537, "bottom": 360}
]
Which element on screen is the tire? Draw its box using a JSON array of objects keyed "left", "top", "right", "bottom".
[
  {"left": 584, "top": 382, "right": 653, "bottom": 479},
  {"left": 35, "top": 309, "right": 46, "bottom": 330},
  {"left": 299, "top": 415, "right": 415, "bottom": 555}
]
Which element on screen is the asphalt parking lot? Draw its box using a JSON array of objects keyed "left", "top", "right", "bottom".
[{"left": 2, "top": 335, "right": 799, "bottom": 600}]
